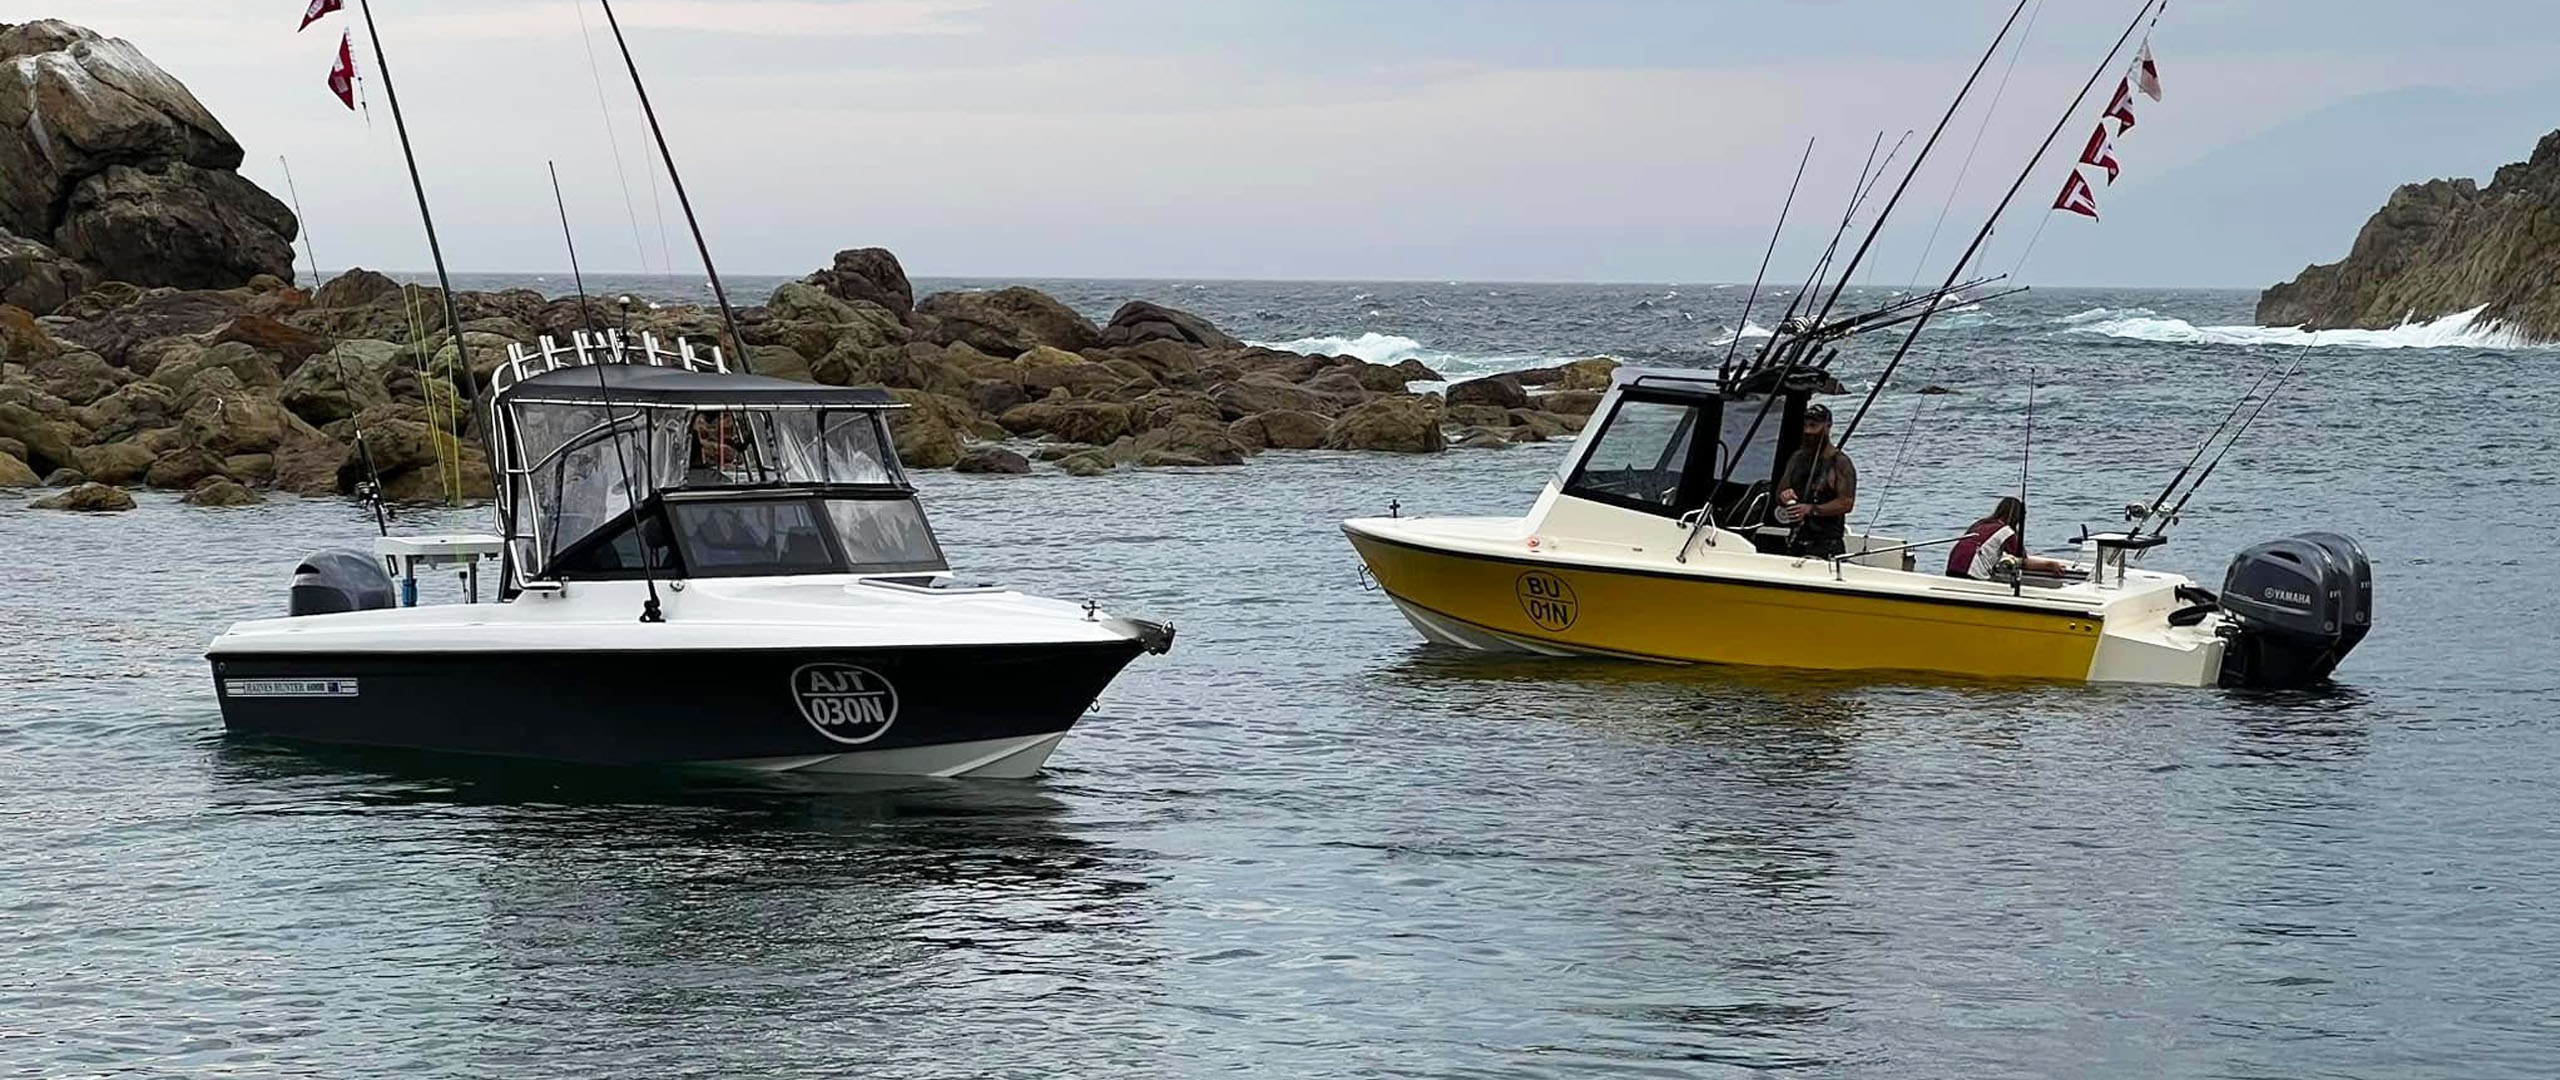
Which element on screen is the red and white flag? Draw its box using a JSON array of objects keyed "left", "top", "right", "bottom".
[
  {"left": 2133, "top": 41, "right": 2163, "bottom": 101},
  {"left": 2078, "top": 123, "right": 2122, "bottom": 184},
  {"left": 299, "top": 0, "right": 343, "bottom": 32},
  {"left": 2054, "top": 170, "right": 2100, "bottom": 219},
  {"left": 2103, "top": 78, "right": 2138, "bottom": 132},
  {"left": 326, "top": 31, "right": 356, "bottom": 110}
]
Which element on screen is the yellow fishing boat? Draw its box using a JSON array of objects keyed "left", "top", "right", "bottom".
[{"left": 1344, "top": 367, "right": 2370, "bottom": 688}]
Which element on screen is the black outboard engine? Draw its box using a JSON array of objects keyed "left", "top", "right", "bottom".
[
  {"left": 2215, "top": 532, "right": 2374, "bottom": 688},
  {"left": 288, "top": 550, "right": 398, "bottom": 616}
]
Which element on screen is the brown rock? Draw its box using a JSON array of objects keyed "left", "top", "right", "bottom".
[
  {"left": 40, "top": 467, "right": 83, "bottom": 486},
  {"left": 0, "top": 233, "right": 93, "bottom": 315},
  {"left": 803, "top": 247, "right": 915, "bottom": 319},
  {"left": 377, "top": 443, "right": 493, "bottom": 503},
  {"left": 272, "top": 429, "right": 349, "bottom": 496},
  {"left": 181, "top": 478, "right": 263, "bottom": 506},
  {"left": 75, "top": 381, "right": 181, "bottom": 443},
  {"left": 1095, "top": 300, "right": 1242, "bottom": 350},
  {"left": 1506, "top": 409, "right": 1578, "bottom": 442},
  {"left": 50, "top": 288, "right": 249, "bottom": 367},
  {"left": 1209, "top": 374, "right": 1321, "bottom": 420},
  {"left": 26, "top": 347, "right": 127, "bottom": 405},
  {"left": 954, "top": 445, "right": 1032, "bottom": 474},
  {"left": 997, "top": 397, "right": 1135, "bottom": 446},
  {"left": 221, "top": 452, "right": 275, "bottom": 485},
  {"left": 1447, "top": 374, "right": 1529, "bottom": 410},
  {"left": 27, "top": 481, "right": 134, "bottom": 511},
  {"left": 1129, "top": 415, "right": 1250, "bottom": 466},
  {"left": 178, "top": 389, "right": 294, "bottom": 455},
  {"left": 144, "top": 446, "right": 226, "bottom": 489},
  {"left": 70, "top": 441, "right": 153, "bottom": 485},
  {"left": 1297, "top": 367, "right": 1371, "bottom": 412},
  {"left": 1056, "top": 451, "right": 1112, "bottom": 477},
  {"left": 211, "top": 314, "right": 332, "bottom": 374},
  {"left": 0, "top": 402, "right": 80, "bottom": 473},
  {"left": 916, "top": 287, "right": 1100, "bottom": 355},
  {"left": 1536, "top": 389, "right": 1604, "bottom": 416},
  {"left": 884, "top": 389, "right": 967, "bottom": 469},
  {"left": 1229, "top": 409, "right": 1330, "bottom": 451},
  {"left": 1326, "top": 397, "right": 1445, "bottom": 453},
  {"left": 0, "top": 450, "right": 36, "bottom": 486}
]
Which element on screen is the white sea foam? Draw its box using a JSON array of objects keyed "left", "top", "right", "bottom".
[
  {"left": 1246, "top": 331, "right": 1556, "bottom": 384},
  {"left": 1707, "top": 320, "right": 1775, "bottom": 346},
  {"left": 2059, "top": 304, "right": 2546, "bottom": 350}
]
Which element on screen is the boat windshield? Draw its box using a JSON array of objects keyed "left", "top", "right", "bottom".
[
  {"left": 548, "top": 494, "right": 949, "bottom": 580},
  {"left": 507, "top": 401, "right": 906, "bottom": 575},
  {"left": 1565, "top": 397, "right": 1699, "bottom": 515}
]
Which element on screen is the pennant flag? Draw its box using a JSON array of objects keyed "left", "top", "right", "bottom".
[
  {"left": 327, "top": 31, "right": 356, "bottom": 110},
  {"left": 2054, "top": 170, "right": 2100, "bottom": 219},
  {"left": 2079, "top": 123, "right": 2122, "bottom": 184},
  {"left": 299, "top": 0, "right": 343, "bottom": 32},
  {"left": 2133, "top": 41, "right": 2163, "bottom": 101},
  {"left": 2104, "top": 78, "right": 2138, "bottom": 132}
]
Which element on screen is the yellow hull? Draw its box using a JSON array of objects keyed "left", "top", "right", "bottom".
[{"left": 1348, "top": 530, "right": 2105, "bottom": 681}]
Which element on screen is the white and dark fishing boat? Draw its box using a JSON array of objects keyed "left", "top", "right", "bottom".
[
  {"left": 209, "top": 332, "right": 1173, "bottom": 776},
  {"left": 207, "top": 1, "right": 1166, "bottom": 776}
]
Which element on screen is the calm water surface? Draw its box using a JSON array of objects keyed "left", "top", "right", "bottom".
[{"left": 3, "top": 281, "right": 2555, "bottom": 1077}]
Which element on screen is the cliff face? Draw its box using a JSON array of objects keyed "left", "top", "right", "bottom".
[
  {"left": 0, "top": 20, "right": 297, "bottom": 314},
  {"left": 2259, "top": 130, "right": 2560, "bottom": 338}
]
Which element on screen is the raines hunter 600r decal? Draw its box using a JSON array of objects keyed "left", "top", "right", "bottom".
[{"left": 791, "top": 663, "right": 900, "bottom": 744}]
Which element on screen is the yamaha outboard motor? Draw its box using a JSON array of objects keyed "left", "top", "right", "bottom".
[
  {"left": 2215, "top": 532, "right": 2374, "bottom": 688},
  {"left": 288, "top": 550, "right": 398, "bottom": 616}
]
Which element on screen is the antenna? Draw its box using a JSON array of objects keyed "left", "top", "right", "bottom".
[
  {"left": 352, "top": 0, "right": 481, "bottom": 482},
  {"left": 2015, "top": 368, "right": 2036, "bottom": 595},
  {"left": 550, "top": 161, "right": 665, "bottom": 624},
  {"left": 278, "top": 155, "right": 320, "bottom": 288},
  {"left": 595, "top": 0, "right": 753, "bottom": 375}
]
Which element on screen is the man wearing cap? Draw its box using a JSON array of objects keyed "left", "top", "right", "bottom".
[{"left": 1774, "top": 403, "right": 1857, "bottom": 558}]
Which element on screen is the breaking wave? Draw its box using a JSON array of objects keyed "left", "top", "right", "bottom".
[
  {"left": 1707, "top": 320, "right": 1774, "bottom": 347},
  {"left": 2058, "top": 304, "right": 2547, "bottom": 350},
  {"left": 1247, "top": 331, "right": 1560, "bottom": 383}
]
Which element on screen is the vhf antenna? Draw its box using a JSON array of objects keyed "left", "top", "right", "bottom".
[{"left": 550, "top": 160, "right": 665, "bottom": 624}]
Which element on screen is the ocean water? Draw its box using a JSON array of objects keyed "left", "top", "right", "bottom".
[{"left": 5, "top": 278, "right": 2557, "bottom": 1077}]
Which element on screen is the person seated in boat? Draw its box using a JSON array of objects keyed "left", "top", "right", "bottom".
[
  {"left": 1774, "top": 404, "right": 1857, "bottom": 558},
  {"left": 1946, "top": 496, "right": 2071, "bottom": 580}
]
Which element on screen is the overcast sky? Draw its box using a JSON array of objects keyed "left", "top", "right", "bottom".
[{"left": 18, "top": 0, "right": 2560, "bottom": 285}]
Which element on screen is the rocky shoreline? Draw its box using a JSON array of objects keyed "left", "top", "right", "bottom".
[
  {"left": 1, "top": 251, "right": 1617, "bottom": 510},
  {"left": 2258, "top": 128, "right": 2560, "bottom": 341},
  {"left": 0, "top": 18, "right": 1614, "bottom": 512}
]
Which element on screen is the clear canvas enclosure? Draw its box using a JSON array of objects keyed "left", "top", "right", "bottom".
[{"left": 486, "top": 333, "right": 929, "bottom": 586}]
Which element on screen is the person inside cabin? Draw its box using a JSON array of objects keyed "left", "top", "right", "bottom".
[
  {"left": 1774, "top": 403, "right": 1857, "bottom": 557},
  {"left": 1946, "top": 496, "right": 2072, "bottom": 580}
]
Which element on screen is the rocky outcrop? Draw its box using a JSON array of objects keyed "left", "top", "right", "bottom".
[
  {"left": 0, "top": 22, "right": 298, "bottom": 313},
  {"left": 803, "top": 247, "right": 914, "bottom": 319},
  {"left": 28, "top": 480, "right": 133, "bottom": 511},
  {"left": 917, "top": 287, "right": 1099, "bottom": 355},
  {"left": 2259, "top": 129, "right": 2560, "bottom": 339}
]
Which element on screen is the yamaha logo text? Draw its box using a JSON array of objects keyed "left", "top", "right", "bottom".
[
  {"left": 791, "top": 663, "right": 900, "bottom": 745},
  {"left": 2261, "top": 586, "right": 2314, "bottom": 606}
]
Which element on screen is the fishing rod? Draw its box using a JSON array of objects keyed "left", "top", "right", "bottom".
[
  {"left": 352, "top": 0, "right": 479, "bottom": 482},
  {"left": 549, "top": 160, "right": 664, "bottom": 623},
  {"left": 2125, "top": 349, "right": 2288, "bottom": 533},
  {"left": 1854, "top": 394, "right": 1934, "bottom": 557},
  {"left": 1705, "top": 0, "right": 2033, "bottom": 525},
  {"left": 597, "top": 0, "right": 753, "bottom": 376},
  {"left": 278, "top": 156, "right": 320, "bottom": 288},
  {"left": 1838, "top": 0, "right": 2160, "bottom": 455},
  {"left": 1718, "top": 137, "right": 1816, "bottom": 385},
  {"left": 2143, "top": 344, "right": 2310, "bottom": 541}
]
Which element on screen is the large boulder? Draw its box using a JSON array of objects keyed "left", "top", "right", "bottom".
[
  {"left": 27, "top": 347, "right": 128, "bottom": 405},
  {"left": 0, "top": 402, "right": 80, "bottom": 474},
  {"left": 0, "top": 231, "right": 92, "bottom": 314},
  {"left": 50, "top": 287, "right": 249, "bottom": 367},
  {"left": 272, "top": 429, "right": 349, "bottom": 496},
  {"left": 883, "top": 389, "right": 966, "bottom": 469},
  {"left": 804, "top": 247, "right": 914, "bottom": 320},
  {"left": 1127, "top": 415, "right": 1250, "bottom": 467},
  {"left": 916, "top": 287, "right": 1100, "bottom": 355},
  {"left": 0, "top": 22, "right": 296, "bottom": 290},
  {"left": 210, "top": 314, "right": 332, "bottom": 374},
  {"left": 997, "top": 395, "right": 1135, "bottom": 447},
  {"left": 278, "top": 342, "right": 395, "bottom": 425},
  {"left": 953, "top": 445, "right": 1031, "bottom": 475},
  {"left": 1229, "top": 409, "right": 1330, "bottom": 451},
  {"left": 27, "top": 481, "right": 133, "bottom": 511},
  {"left": 0, "top": 451, "right": 38, "bottom": 486},
  {"left": 70, "top": 440, "right": 153, "bottom": 485},
  {"left": 182, "top": 477, "right": 262, "bottom": 506},
  {"left": 1326, "top": 397, "right": 1445, "bottom": 453},
  {"left": 1447, "top": 374, "right": 1529, "bottom": 410},
  {"left": 1095, "top": 300, "right": 1242, "bottom": 350},
  {"left": 178, "top": 388, "right": 296, "bottom": 456}
]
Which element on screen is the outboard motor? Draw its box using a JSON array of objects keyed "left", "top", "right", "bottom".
[
  {"left": 288, "top": 550, "right": 398, "bottom": 616},
  {"left": 2214, "top": 532, "right": 2374, "bottom": 688}
]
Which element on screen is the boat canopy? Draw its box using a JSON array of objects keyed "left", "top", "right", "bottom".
[
  {"left": 1551, "top": 365, "right": 1817, "bottom": 545},
  {"left": 485, "top": 332, "right": 927, "bottom": 587}
]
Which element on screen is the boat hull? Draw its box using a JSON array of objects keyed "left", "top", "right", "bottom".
[
  {"left": 1347, "top": 529, "right": 2107, "bottom": 681},
  {"left": 208, "top": 641, "right": 1147, "bottom": 779}
]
